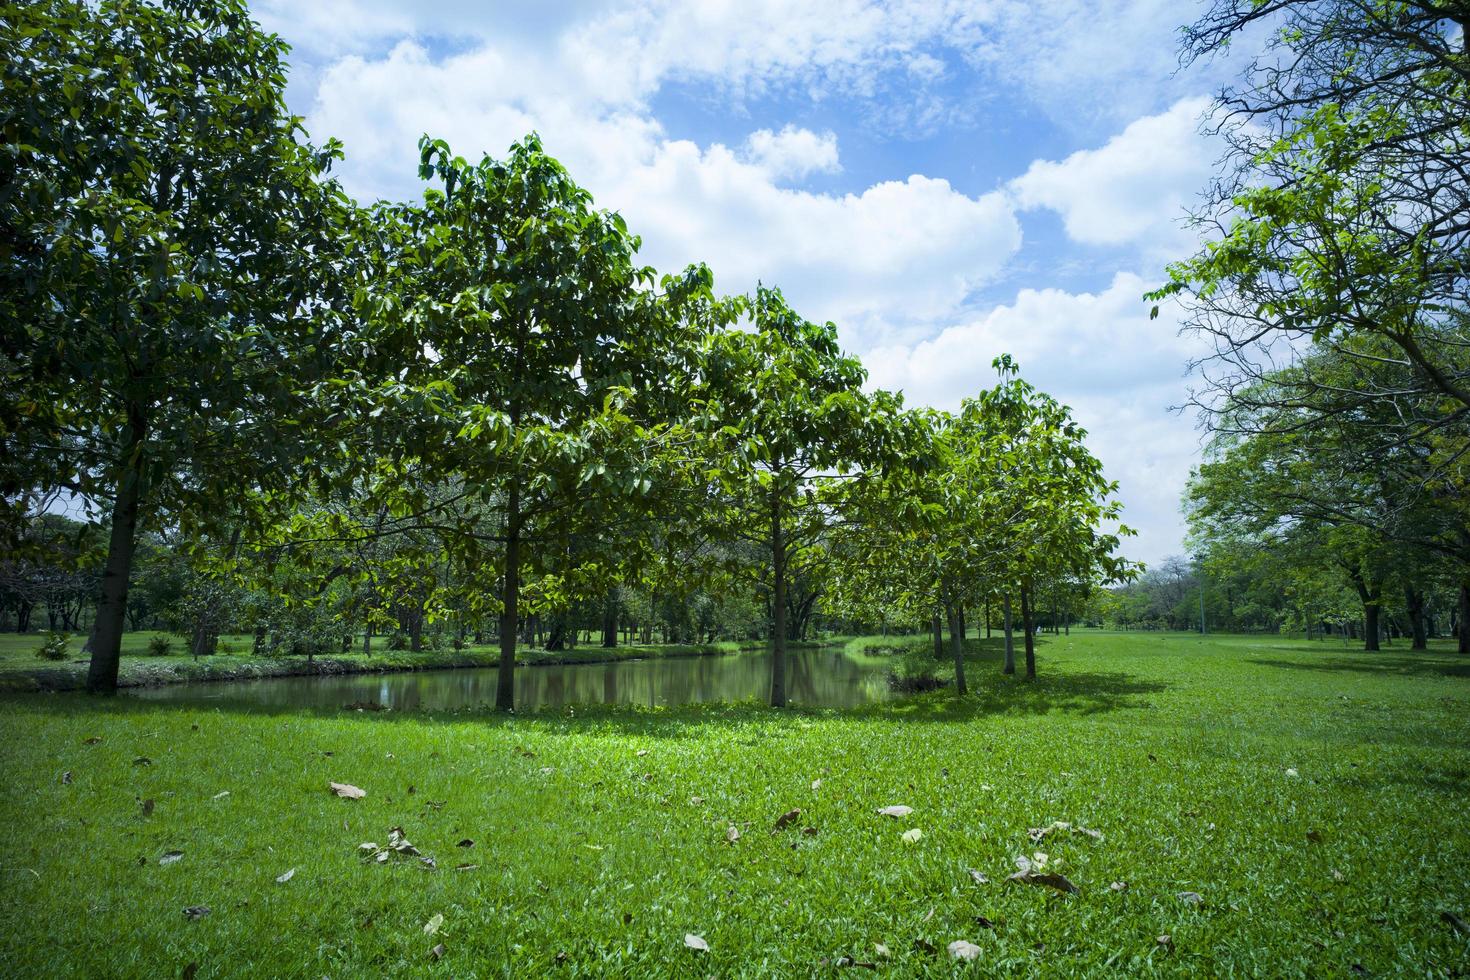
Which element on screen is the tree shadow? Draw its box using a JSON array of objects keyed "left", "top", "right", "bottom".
[{"left": 1247, "top": 655, "right": 1470, "bottom": 680}]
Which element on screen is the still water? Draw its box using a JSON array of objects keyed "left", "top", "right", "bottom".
[{"left": 126, "top": 647, "right": 894, "bottom": 712}]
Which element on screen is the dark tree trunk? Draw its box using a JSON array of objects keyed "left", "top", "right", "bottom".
[
  {"left": 1021, "top": 584, "right": 1036, "bottom": 680},
  {"left": 1405, "top": 585, "right": 1427, "bottom": 651},
  {"left": 947, "top": 601, "right": 967, "bottom": 695},
  {"left": 1364, "top": 604, "right": 1381, "bottom": 651},
  {"left": 601, "top": 592, "right": 618, "bottom": 648},
  {"left": 86, "top": 410, "right": 148, "bottom": 694},
  {"left": 1002, "top": 593, "right": 1015, "bottom": 675},
  {"left": 985, "top": 599, "right": 991, "bottom": 639},
  {"left": 770, "top": 496, "right": 788, "bottom": 707},
  {"left": 496, "top": 480, "right": 521, "bottom": 711},
  {"left": 362, "top": 624, "right": 372, "bottom": 658},
  {"left": 932, "top": 611, "right": 944, "bottom": 660},
  {"left": 1459, "top": 580, "right": 1470, "bottom": 654}
]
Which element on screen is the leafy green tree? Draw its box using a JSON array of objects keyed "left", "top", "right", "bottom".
[
  {"left": 690, "top": 287, "right": 916, "bottom": 706},
  {"left": 1, "top": 0, "right": 361, "bottom": 691}
]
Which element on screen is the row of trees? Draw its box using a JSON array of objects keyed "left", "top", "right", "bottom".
[
  {"left": 1145, "top": 0, "right": 1470, "bottom": 652},
  {"left": 1, "top": 0, "right": 1133, "bottom": 707}
]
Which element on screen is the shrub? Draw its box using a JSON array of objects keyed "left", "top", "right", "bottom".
[
  {"left": 146, "top": 635, "right": 174, "bottom": 657},
  {"left": 451, "top": 634, "right": 467, "bottom": 651},
  {"left": 386, "top": 632, "right": 409, "bottom": 651},
  {"left": 34, "top": 631, "right": 70, "bottom": 661},
  {"left": 216, "top": 640, "right": 238, "bottom": 656}
]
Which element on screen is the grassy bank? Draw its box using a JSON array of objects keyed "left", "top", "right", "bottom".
[
  {"left": 2, "top": 631, "right": 1468, "bottom": 976},
  {"left": 0, "top": 632, "right": 819, "bottom": 693}
]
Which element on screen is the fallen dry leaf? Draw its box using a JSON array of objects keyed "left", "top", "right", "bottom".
[
  {"left": 1007, "top": 856, "right": 1078, "bottom": 894},
  {"left": 690, "top": 796, "right": 705, "bottom": 805},
  {"left": 802, "top": 826, "right": 818, "bottom": 836},
  {"left": 684, "top": 933, "right": 710, "bottom": 952},
  {"left": 876, "top": 805, "right": 913, "bottom": 819},
  {"left": 774, "top": 808, "right": 802, "bottom": 831},
  {"left": 636, "top": 749, "right": 649, "bottom": 757},
  {"left": 182, "top": 905, "right": 210, "bottom": 921},
  {"left": 1109, "top": 881, "right": 1128, "bottom": 893},
  {"left": 1177, "top": 891, "right": 1204, "bottom": 906},
  {"left": 967, "top": 868, "right": 990, "bottom": 885},
  {"left": 61, "top": 771, "right": 72, "bottom": 785},
  {"left": 456, "top": 839, "right": 474, "bottom": 848},
  {"left": 725, "top": 825, "right": 741, "bottom": 844},
  {"left": 811, "top": 779, "right": 822, "bottom": 790},
  {"left": 901, "top": 828, "right": 923, "bottom": 843},
  {"left": 424, "top": 913, "right": 444, "bottom": 935},
  {"left": 141, "top": 798, "right": 154, "bottom": 817},
  {"left": 83, "top": 737, "right": 102, "bottom": 745},
  {"left": 874, "top": 943, "right": 891, "bottom": 959},
  {"left": 329, "top": 782, "right": 366, "bottom": 800},
  {"left": 1306, "top": 829, "right": 1323, "bottom": 843},
  {"left": 1285, "top": 768, "right": 1299, "bottom": 778},
  {"left": 948, "top": 940, "right": 982, "bottom": 961},
  {"left": 429, "top": 943, "right": 445, "bottom": 961},
  {"left": 975, "top": 915, "right": 995, "bottom": 930},
  {"left": 1157, "top": 934, "right": 1174, "bottom": 950},
  {"left": 454, "top": 863, "right": 478, "bottom": 871},
  {"left": 133, "top": 757, "right": 152, "bottom": 767},
  {"left": 159, "top": 850, "right": 184, "bottom": 866},
  {"left": 212, "top": 791, "right": 230, "bottom": 800},
  {"left": 276, "top": 868, "right": 295, "bottom": 884}
]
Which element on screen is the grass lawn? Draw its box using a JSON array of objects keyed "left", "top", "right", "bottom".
[
  {"left": 2, "top": 630, "right": 1468, "bottom": 976},
  {"left": 0, "top": 631, "right": 795, "bottom": 693}
]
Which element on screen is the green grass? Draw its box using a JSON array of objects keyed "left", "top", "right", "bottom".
[
  {"left": 2, "top": 630, "right": 1469, "bottom": 976},
  {"left": 0, "top": 631, "right": 793, "bottom": 693}
]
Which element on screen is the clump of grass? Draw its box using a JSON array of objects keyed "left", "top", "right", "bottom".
[{"left": 146, "top": 635, "right": 173, "bottom": 657}]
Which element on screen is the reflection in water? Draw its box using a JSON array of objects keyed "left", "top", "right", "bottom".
[{"left": 127, "top": 648, "right": 894, "bottom": 712}]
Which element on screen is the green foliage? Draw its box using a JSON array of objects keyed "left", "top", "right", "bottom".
[
  {"left": 146, "top": 635, "right": 173, "bottom": 658},
  {"left": 33, "top": 631, "right": 69, "bottom": 661}
]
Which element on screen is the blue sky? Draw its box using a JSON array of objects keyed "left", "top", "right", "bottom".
[{"left": 251, "top": 0, "right": 1248, "bottom": 566}]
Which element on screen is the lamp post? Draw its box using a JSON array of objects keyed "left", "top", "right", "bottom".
[{"left": 1193, "top": 554, "right": 1207, "bottom": 635}]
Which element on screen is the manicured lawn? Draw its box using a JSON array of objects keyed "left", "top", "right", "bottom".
[{"left": 2, "top": 631, "right": 1468, "bottom": 976}]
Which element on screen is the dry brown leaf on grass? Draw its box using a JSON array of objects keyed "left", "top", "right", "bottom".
[
  {"left": 83, "top": 737, "right": 102, "bottom": 745},
  {"left": 275, "top": 868, "right": 295, "bottom": 884},
  {"left": 967, "top": 868, "right": 990, "bottom": 885},
  {"left": 60, "top": 771, "right": 72, "bottom": 785},
  {"left": 456, "top": 839, "right": 474, "bottom": 848},
  {"left": 1109, "top": 881, "right": 1128, "bottom": 893},
  {"left": 424, "top": 914, "right": 444, "bottom": 935},
  {"left": 329, "top": 782, "right": 366, "bottom": 800},
  {"left": 429, "top": 943, "right": 446, "bottom": 961},
  {"left": 159, "top": 850, "right": 184, "bottom": 866},
  {"left": 133, "top": 757, "right": 152, "bottom": 767},
  {"left": 725, "top": 825, "right": 741, "bottom": 844},
  {"left": 1177, "top": 891, "right": 1203, "bottom": 906},
  {"left": 141, "top": 799, "right": 154, "bottom": 816},
  {"left": 773, "top": 808, "right": 802, "bottom": 831},
  {"left": 1007, "top": 855, "right": 1078, "bottom": 894},
  {"left": 182, "top": 905, "right": 210, "bottom": 920},
  {"left": 876, "top": 805, "right": 912, "bottom": 818},
  {"left": 1028, "top": 821, "right": 1102, "bottom": 844},
  {"left": 684, "top": 933, "right": 709, "bottom": 952},
  {"left": 948, "top": 940, "right": 982, "bottom": 961}
]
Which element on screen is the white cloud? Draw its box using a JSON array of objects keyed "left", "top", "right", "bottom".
[
  {"left": 864, "top": 273, "right": 1206, "bottom": 565},
  {"left": 1008, "top": 97, "right": 1216, "bottom": 256},
  {"left": 744, "top": 126, "right": 841, "bottom": 180}
]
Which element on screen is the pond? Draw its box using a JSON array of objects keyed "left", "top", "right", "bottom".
[{"left": 124, "top": 646, "right": 896, "bottom": 712}]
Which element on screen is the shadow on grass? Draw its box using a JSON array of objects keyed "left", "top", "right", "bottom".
[{"left": 1248, "top": 655, "right": 1470, "bottom": 680}]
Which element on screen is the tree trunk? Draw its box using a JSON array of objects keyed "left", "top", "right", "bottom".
[
  {"left": 1405, "top": 585, "right": 1428, "bottom": 651},
  {"left": 1002, "top": 593, "right": 1015, "bottom": 675},
  {"left": 86, "top": 410, "right": 148, "bottom": 694},
  {"left": 770, "top": 496, "right": 788, "bottom": 708},
  {"left": 947, "top": 601, "right": 967, "bottom": 695},
  {"left": 362, "top": 624, "right": 372, "bottom": 658},
  {"left": 1460, "top": 580, "right": 1470, "bottom": 654},
  {"left": 931, "top": 610, "right": 944, "bottom": 660},
  {"left": 985, "top": 599, "right": 991, "bottom": 639},
  {"left": 601, "top": 591, "right": 618, "bottom": 648},
  {"left": 496, "top": 480, "right": 521, "bottom": 712},
  {"left": 1021, "top": 584, "right": 1036, "bottom": 680}
]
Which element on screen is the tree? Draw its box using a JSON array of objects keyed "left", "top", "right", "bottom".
[
  {"left": 362, "top": 135, "right": 706, "bottom": 710},
  {"left": 1, "top": 0, "right": 361, "bottom": 691},
  {"left": 691, "top": 287, "right": 914, "bottom": 706}
]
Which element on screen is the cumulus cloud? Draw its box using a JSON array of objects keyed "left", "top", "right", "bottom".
[
  {"left": 1008, "top": 97, "right": 1216, "bottom": 256},
  {"left": 743, "top": 126, "right": 841, "bottom": 180}
]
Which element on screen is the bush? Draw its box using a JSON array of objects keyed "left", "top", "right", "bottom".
[
  {"left": 451, "top": 634, "right": 467, "bottom": 651},
  {"left": 146, "top": 635, "right": 174, "bottom": 657},
  {"left": 216, "top": 640, "right": 238, "bottom": 656},
  {"left": 34, "top": 631, "right": 70, "bottom": 661},
  {"left": 387, "top": 632, "right": 409, "bottom": 651}
]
